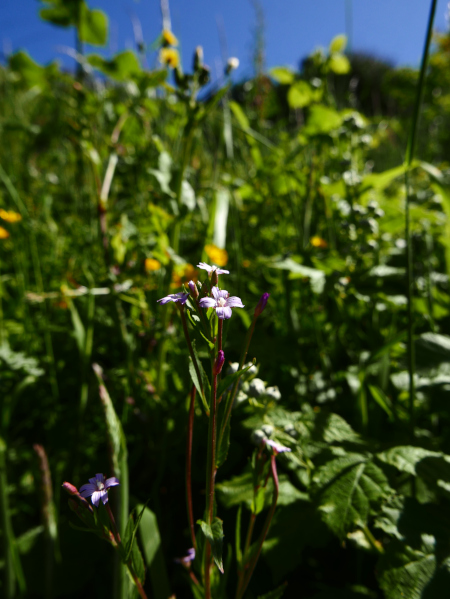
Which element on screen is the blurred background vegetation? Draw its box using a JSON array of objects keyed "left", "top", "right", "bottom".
[{"left": 3, "top": 1, "right": 450, "bottom": 598}]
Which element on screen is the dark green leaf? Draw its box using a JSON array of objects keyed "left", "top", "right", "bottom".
[
  {"left": 138, "top": 506, "right": 170, "bottom": 599},
  {"left": 198, "top": 518, "right": 224, "bottom": 573},
  {"left": 88, "top": 51, "right": 141, "bottom": 81}
]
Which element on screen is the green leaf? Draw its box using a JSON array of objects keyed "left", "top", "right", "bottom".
[
  {"left": 329, "top": 34, "right": 347, "bottom": 54},
  {"left": 287, "top": 81, "right": 313, "bottom": 109},
  {"left": 138, "top": 506, "right": 170, "bottom": 599},
  {"left": 368, "top": 385, "right": 394, "bottom": 421},
  {"left": 312, "top": 453, "right": 390, "bottom": 538},
  {"left": 377, "top": 446, "right": 441, "bottom": 476},
  {"left": 9, "top": 52, "right": 48, "bottom": 88},
  {"left": 304, "top": 105, "right": 343, "bottom": 136},
  {"left": 130, "top": 541, "right": 146, "bottom": 585},
  {"left": 257, "top": 583, "right": 288, "bottom": 599},
  {"left": 188, "top": 354, "right": 210, "bottom": 413},
  {"left": 78, "top": 7, "right": 108, "bottom": 46},
  {"left": 198, "top": 518, "right": 224, "bottom": 573},
  {"left": 229, "top": 100, "right": 250, "bottom": 131},
  {"left": 88, "top": 51, "right": 142, "bottom": 81},
  {"left": 124, "top": 504, "right": 148, "bottom": 561},
  {"left": 329, "top": 54, "right": 351, "bottom": 75},
  {"left": 270, "top": 66, "right": 295, "bottom": 84},
  {"left": 378, "top": 537, "right": 450, "bottom": 599}
]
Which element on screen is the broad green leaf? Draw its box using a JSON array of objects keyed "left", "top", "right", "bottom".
[
  {"left": 329, "top": 54, "right": 351, "bottom": 75},
  {"left": 78, "top": 7, "right": 108, "bottom": 46},
  {"left": 88, "top": 51, "right": 141, "bottom": 81},
  {"left": 269, "top": 66, "right": 295, "bottom": 84},
  {"left": 304, "top": 105, "right": 342, "bottom": 136},
  {"left": 288, "top": 81, "right": 312, "bottom": 109},
  {"left": 312, "top": 453, "right": 390, "bottom": 538},
  {"left": 377, "top": 446, "right": 441, "bottom": 476},
  {"left": 378, "top": 537, "right": 450, "bottom": 599},
  {"left": 130, "top": 541, "right": 146, "bottom": 585},
  {"left": 329, "top": 34, "right": 347, "bottom": 54},
  {"left": 198, "top": 518, "right": 224, "bottom": 573},
  {"left": 9, "top": 52, "right": 47, "bottom": 88},
  {"left": 138, "top": 506, "right": 170, "bottom": 599}
]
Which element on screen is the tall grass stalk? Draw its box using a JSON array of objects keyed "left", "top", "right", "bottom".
[{"left": 404, "top": 0, "right": 437, "bottom": 431}]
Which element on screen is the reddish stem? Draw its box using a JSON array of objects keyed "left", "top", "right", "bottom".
[{"left": 186, "top": 385, "right": 197, "bottom": 549}]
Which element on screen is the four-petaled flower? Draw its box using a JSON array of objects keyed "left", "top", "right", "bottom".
[
  {"left": 79, "top": 473, "right": 120, "bottom": 507},
  {"left": 199, "top": 286, "right": 244, "bottom": 319},
  {"left": 197, "top": 262, "right": 229, "bottom": 276},
  {"left": 157, "top": 292, "right": 189, "bottom": 305}
]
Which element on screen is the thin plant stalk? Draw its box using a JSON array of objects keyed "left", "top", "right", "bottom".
[
  {"left": 236, "top": 455, "right": 279, "bottom": 599},
  {"left": 186, "top": 385, "right": 197, "bottom": 549},
  {"left": 179, "top": 306, "right": 205, "bottom": 405},
  {"left": 404, "top": 0, "right": 437, "bottom": 430}
]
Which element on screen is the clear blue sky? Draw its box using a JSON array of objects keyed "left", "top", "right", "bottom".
[{"left": 1, "top": 0, "right": 449, "bottom": 80}]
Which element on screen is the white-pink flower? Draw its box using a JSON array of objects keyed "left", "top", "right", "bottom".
[
  {"left": 197, "top": 262, "right": 230, "bottom": 276},
  {"left": 199, "top": 286, "right": 244, "bottom": 319},
  {"left": 266, "top": 440, "right": 292, "bottom": 454}
]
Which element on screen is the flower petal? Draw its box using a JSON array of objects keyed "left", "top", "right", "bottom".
[
  {"left": 225, "top": 296, "right": 244, "bottom": 308},
  {"left": 91, "top": 491, "right": 102, "bottom": 507},
  {"left": 100, "top": 490, "right": 109, "bottom": 505},
  {"left": 216, "top": 289, "right": 229, "bottom": 300},
  {"left": 95, "top": 473, "right": 105, "bottom": 483},
  {"left": 105, "top": 477, "right": 120, "bottom": 489},
  {"left": 79, "top": 483, "right": 96, "bottom": 497},
  {"left": 216, "top": 268, "right": 230, "bottom": 275},
  {"left": 197, "top": 262, "right": 212, "bottom": 272},
  {"left": 211, "top": 286, "right": 220, "bottom": 300},
  {"left": 199, "top": 297, "right": 216, "bottom": 309},
  {"left": 157, "top": 295, "right": 173, "bottom": 304},
  {"left": 216, "top": 306, "right": 232, "bottom": 319}
]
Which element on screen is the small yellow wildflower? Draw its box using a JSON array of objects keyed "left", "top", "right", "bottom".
[
  {"left": 162, "top": 29, "right": 178, "bottom": 47},
  {"left": 0, "top": 209, "right": 22, "bottom": 223},
  {"left": 160, "top": 48, "right": 180, "bottom": 69},
  {"left": 171, "top": 263, "right": 197, "bottom": 289},
  {"left": 311, "top": 236, "right": 328, "bottom": 249},
  {"left": 205, "top": 244, "right": 228, "bottom": 267},
  {"left": 145, "top": 258, "right": 162, "bottom": 272},
  {"left": 0, "top": 226, "right": 10, "bottom": 239}
]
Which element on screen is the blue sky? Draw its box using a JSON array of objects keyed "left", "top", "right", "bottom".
[{"left": 1, "top": 0, "right": 449, "bottom": 80}]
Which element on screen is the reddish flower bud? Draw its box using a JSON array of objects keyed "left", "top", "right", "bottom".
[
  {"left": 254, "top": 293, "right": 270, "bottom": 318},
  {"left": 62, "top": 481, "right": 79, "bottom": 496},
  {"left": 188, "top": 280, "right": 199, "bottom": 299},
  {"left": 213, "top": 350, "right": 225, "bottom": 376}
]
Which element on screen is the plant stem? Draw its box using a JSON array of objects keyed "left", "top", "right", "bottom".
[
  {"left": 236, "top": 455, "right": 279, "bottom": 599},
  {"left": 204, "top": 345, "right": 219, "bottom": 597},
  {"left": 186, "top": 385, "right": 197, "bottom": 549},
  {"left": 404, "top": 0, "right": 437, "bottom": 433}
]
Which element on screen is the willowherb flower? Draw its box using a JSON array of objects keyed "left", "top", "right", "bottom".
[
  {"left": 188, "top": 280, "right": 199, "bottom": 299},
  {"left": 266, "top": 439, "right": 292, "bottom": 454},
  {"left": 199, "top": 286, "right": 244, "bottom": 319},
  {"left": 79, "top": 474, "right": 119, "bottom": 507},
  {"left": 175, "top": 547, "right": 196, "bottom": 566},
  {"left": 157, "top": 292, "right": 189, "bottom": 305},
  {"left": 197, "top": 262, "right": 229, "bottom": 276}
]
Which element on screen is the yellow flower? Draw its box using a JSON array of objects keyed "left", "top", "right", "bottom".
[
  {"left": 162, "top": 29, "right": 178, "bottom": 47},
  {"left": 160, "top": 48, "right": 180, "bottom": 69},
  {"left": 0, "top": 226, "right": 10, "bottom": 239},
  {"left": 311, "top": 236, "right": 328, "bottom": 249},
  {"left": 205, "top": 244, "right": 228, "bottom": 267},
  {"left": 171, "top": 263, "right": 197, "bottom": 289},
  {"left": 145, "top": 258, "right": 161, "bottom": 272},
  {"left": 0, "top": 209, "right": 22, "bottom": 223}
]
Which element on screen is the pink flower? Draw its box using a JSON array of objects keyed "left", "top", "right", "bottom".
[
  {"left": 199, "top": 286, "right": 244, "bottom": 319},
  {"left": 197, "top": 262, "right": 229, "bottom": 276},
  {"left": 266, "top": 440, "right": 292, "bottom": 454},
  {"left": 157, "top": 292, "right": 189, "bottom": 305}
]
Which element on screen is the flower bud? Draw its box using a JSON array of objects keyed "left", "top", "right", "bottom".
[
  {"left": 213, "top": 350, "right": 225, "bottom": 376},
  {"left": 211, "top": 269, "right": 219, "bottom": 287},
  {"left": 188, "top": 280, "right": 199, "bottom": 299},
  {"left": 193, "top": 46, "right": 203, "bottom": 71},
  {"left": 62, "top": 481, "right": 79, "bottom": 496},
  {"left": 254, "top": 293, "right": 269, "bottom": 318}
]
